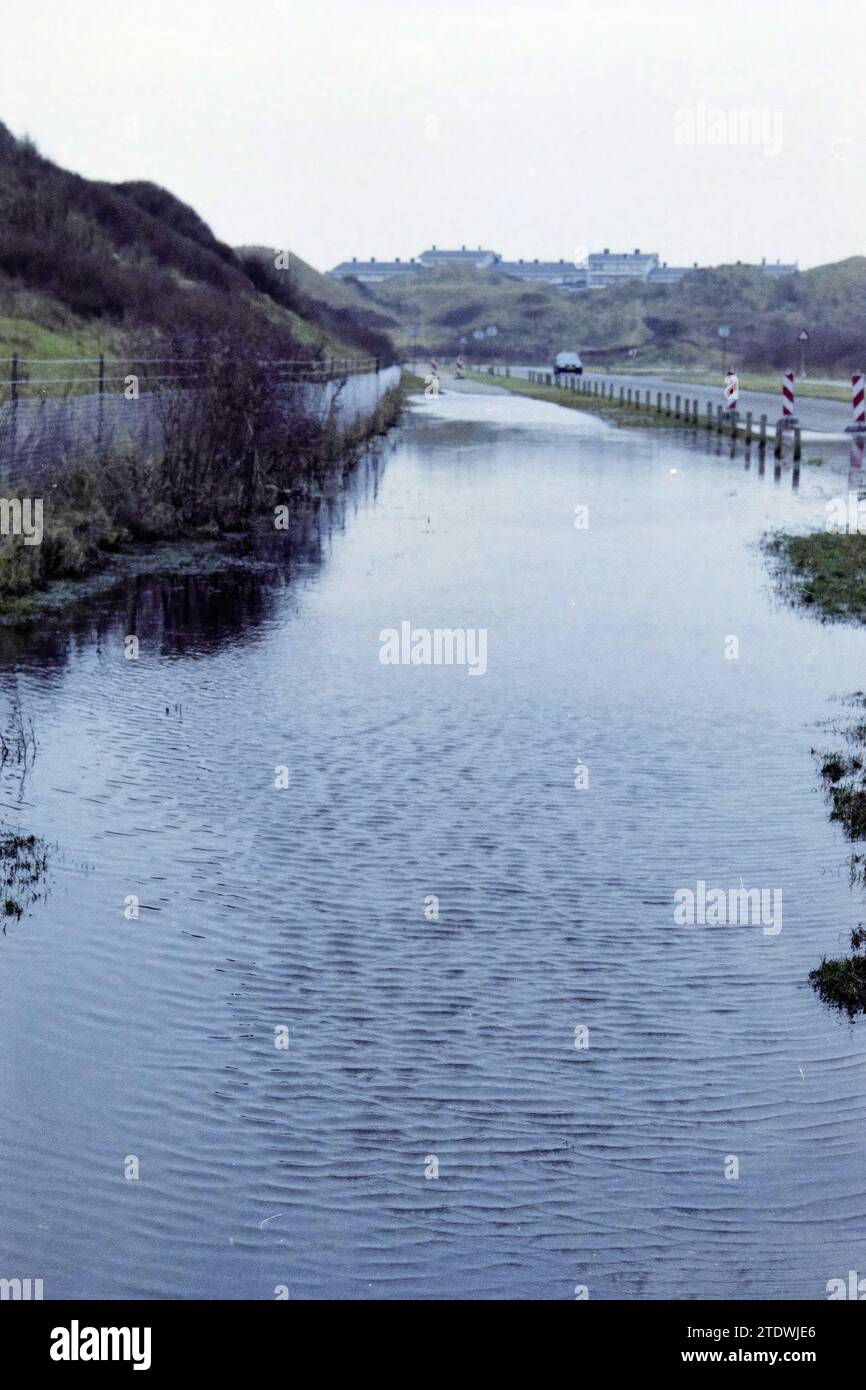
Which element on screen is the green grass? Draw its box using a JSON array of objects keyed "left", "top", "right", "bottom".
[
  {"left": 0, "top": 315, "right": 125, "bottom": 361},
  {"left": 0, "top": 307, "right": 351, "bottom": 402},
  {"left": 767, "top": 532, "right": 866, "bottom": 623}
]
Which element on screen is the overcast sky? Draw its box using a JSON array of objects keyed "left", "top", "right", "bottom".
[{"left": 1, "top": 0, "right": 860, "bottom": 272}]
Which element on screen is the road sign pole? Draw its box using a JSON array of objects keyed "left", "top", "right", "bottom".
[
  {"left": 718, "top": 325, "right": 731, "bottom": 376},
  {"left": 798, "top": 329, "right": 809, "bottom": 380}
]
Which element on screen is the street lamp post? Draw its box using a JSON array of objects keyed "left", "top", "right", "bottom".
[
  {"left": 798, "top": 328, "right": 809, "bottom": 380},
  {"left": 718, "top": 325, "right": 731, "bottom": 376}
]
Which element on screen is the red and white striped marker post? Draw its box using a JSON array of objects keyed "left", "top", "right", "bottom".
[
  {"left": 778, "top": 370, "right": 798, "bottom": 429},
  {"left": 724, "top": 371, "right": 739, "bottom": 410},
  {"left": 846, "top": 373, "right": 866, "bottom": 433}
]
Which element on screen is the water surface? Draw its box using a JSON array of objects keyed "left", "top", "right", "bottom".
[{"left": 1, "top": 388, "right": 865, "bottom": 1300}]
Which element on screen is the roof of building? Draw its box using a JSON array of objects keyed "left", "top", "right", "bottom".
[
  {"left": 498, "top": 258, "right": 584, "bottom": 275},
  {"left": 417, "top": 245, "right": 499, "bottom": 261},
  {"left": 759, "top": 258, "right": 797, "bottom": 274},
  {"left": 647, "top": 263, "right": 693, "bottom": 280},
  {"left": 588, "top": 248, "right": 659, "bottom": 263},
  {"left": 328, "top": 257, "right": 419, "bottom": 276}
]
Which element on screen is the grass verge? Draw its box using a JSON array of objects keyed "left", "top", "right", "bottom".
[{"left": 464, "top": 370, "right": 683, "bottom": 430}]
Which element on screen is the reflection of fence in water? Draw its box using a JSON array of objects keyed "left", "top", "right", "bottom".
[{"left": 0, "top": 364, "right": 400, "bottom": 485}]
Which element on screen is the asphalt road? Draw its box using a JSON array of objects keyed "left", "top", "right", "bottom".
[{"left": 511, "top": 365, "right": 850, "bottom": 436}]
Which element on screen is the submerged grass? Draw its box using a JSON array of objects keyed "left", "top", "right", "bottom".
[
  {"left": 810, "top": 696, "right": 866, "bottom": 1012},
  {"left": 767, "top": 532, "right": 866, "bottom": 623},
  {"left": 811, "top": 936, "right": 866, "bottom": 1015},
  {"left": 768, "top": 528, "right": 866, "bottom": 1010},
  {"left": 0, "top": 704, "right": 49, "bottom": 928},
  {"left": 0, "top": 831, "right": 49, "bottom": 921}
]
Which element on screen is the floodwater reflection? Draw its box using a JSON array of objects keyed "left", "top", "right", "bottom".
[{"left": 0, "top": 391, "right": 864, "bottom": 1301}]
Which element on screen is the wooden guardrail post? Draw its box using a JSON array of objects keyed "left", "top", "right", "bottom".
[
  {"left": 706, "top": 400, "right": 712, "bottom": 429},
  {"left": 774, "top": 420, "right": 783, "bottom": 458},
  {"left": 793, "top": 425, "right": 802, "bottom": 461},
  {"left": 10, "top": 352, "right": 18, "bottom": 405},
  {"left": 759, "top": 414, "right": 767, "bottom": 450},
  {"left": 716, "top": 405, "right": 723, "bottom": 432},
  {"left": 745, "top": 410, "right": 752, "bottom": 441},
  {"left": 674, "top": 394, "right": 680, "bottom": 419}
]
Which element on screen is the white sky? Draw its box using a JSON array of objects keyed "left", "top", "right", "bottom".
[{"left": 1, "top": 0, "right": 861, "bottom": 272}]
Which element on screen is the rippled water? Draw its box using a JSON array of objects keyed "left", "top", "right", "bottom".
[{"left": 2, "top": 387, "right": 866, "bottom": 1301}]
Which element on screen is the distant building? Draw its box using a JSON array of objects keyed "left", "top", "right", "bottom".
[
  {"left": 758, "top": 257, "right": 797, "bottom": 276},
  {"left": 496, "top": 258, "right": 587, "bottom": 288},
  {"left": 417, "top": 244, "right": 500, "bottom": 269},
  {"left": 328, "top": 246, "right": 798, "bottom": 289},
  {"left": 647, "top": 261, "right": 699, "bottom": 285},
  {"left": 327, "top": 256, "right": 420, "bottom": 283},
  {"left": 587, "top": 248, "right": 660, "bottom": 289}
]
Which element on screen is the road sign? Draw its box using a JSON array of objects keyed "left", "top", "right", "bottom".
[
  {"left": 724, "top": 371, "right": 739, "bottom": 410},
  {"left": 718, "top": 325, "right": 731, "bottom": 338},
  {"left": 798, "top": 329, "right": 809, "bottom": 342}
]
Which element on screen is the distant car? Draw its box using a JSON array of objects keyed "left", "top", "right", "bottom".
[{"left": 554, "top": 351, "right": 583, "bottom": 376}]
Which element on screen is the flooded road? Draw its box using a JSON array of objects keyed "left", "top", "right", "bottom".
[{"left": 2, "top": 386, "right": 866, "bottom": 1301}]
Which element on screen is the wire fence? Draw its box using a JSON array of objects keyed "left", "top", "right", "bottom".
[
  {"left": 0, "top": 354, "right": 383, "bottom": 405},
  {"left": 0, "top": 361, "right": 400, "bottom": 485}
]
